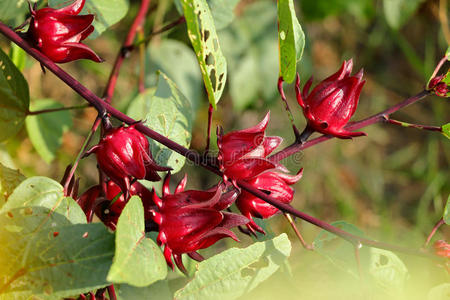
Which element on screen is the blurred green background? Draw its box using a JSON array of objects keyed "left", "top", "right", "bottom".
[{"left": 0, "top": 0, "right": 449, "bottom": 299}]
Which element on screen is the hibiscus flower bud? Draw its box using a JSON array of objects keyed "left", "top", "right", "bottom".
[
  {"left": 236, "top": 169, "right": 303, "bottom": 234},
  {"left": 150, "top": 173, "right": 248, "bottom": 273},
  {"left": 296, "top": 59, "right": 366, "bottom": 139},
  {"left": 433, "top": 240, "right": 450, "bottom": 258},
  {"left": 86, "top": 124, "right": 171, "bottom": 198},
  {"left": 217, "top": 112, "right": 283, "bottom": 182},
  {"left": 427, "top": 75, "right": 449, "bottom": 97},
  {"left": 26, "top": 0, "right": 103, "bottom": 63}
]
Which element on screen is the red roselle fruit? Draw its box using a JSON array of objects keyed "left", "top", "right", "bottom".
[
  {"left": 427, "top": 75, "right": 449, "bottom": 97},
  {"left": 217, "top": 112, "right": 283, "bottom": 182},
  {"left": 236, "top": 169, "right": 303, "bottom": 234},
  {"left": 150, "top": 173, "right": 248, "bottom": 273},
  {"left": 296, "top": 59, "right": 366, "bottom": 140},
  {"left": 86, "top": 124, "right": 171, "bottom": 198},
  {"left": 27, "top": 0, "right": 103, "bottom": 63}
]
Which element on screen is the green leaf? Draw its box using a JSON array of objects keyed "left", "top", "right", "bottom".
[
  {"left": 219, "top": 1, "right": 279, "bottom": 110},
  {"left": 383, "top": 0, "right": 426, "bottom": 30},
  {"left": 443, "top": 195, "right": 450, "bottom": 225},
  {"left": 207, "top": 0, "right": 239, "bottom": 30},
  {"left": 0, "top": 47, "right": 29, "bottom": 142},
  {"left": 0, "top": 207, "right": 114, "bottom": 298},
  {"left": 117, "top": 280, "right": 172, "bottom": 300},
  {"left": 181, "top": 0, "right": 227, "bottom": 109},
  {"left": 146, "top": 39, "right": 202, "bottom": 112},
  {"left": 49, "top": 0, "right": 129, "bottom": 38},
  {"left": 446, "top": 46, "right": 450, "bottom": 60},
  {"left": 0, "top": 0, "right": 38, "bottom": 27},
  {"left": 277, "top": 0, "right": 305, "bottom": 83},
  {"left": 107, "top": 196, "right": 167, "bottom": 286},
  {"left": 25, "top": 99, "right": 73, "bottom": 164},
  {"left": 368, "top": 248, "right": 409, "bottom": 296},
  {"left": 127, "top": 72, "right": 193, "bottom": 173},
  {"left": 313, "top": 221, "right": 369, "bottom": 278},
  {"left": 9, "top": 43, "right": 27, "bottom": 72},
  {"left": 0, "top": 176, "right": 86, "bottom": 224},
  {"left": 174, "top": 234, "right": 291, "bottom": 300},
  {"left": 442, "top": 123, "right": 450, "bottom": 140},
  {"left": 427, "top": 283, "right": 450, "bottom": 300},
  {"left": 0, "top": 163, "right": 25, "bottom": 209}
]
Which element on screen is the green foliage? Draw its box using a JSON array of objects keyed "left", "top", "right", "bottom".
[
  {"left": 49, "top": 0, "right": 129, "bottom": 38},
  {"left": 127, "top": 72, "right": 193, "bottom": 173},
  {"left": 443, "top": 195, "right": 450, "bottom": 225},
  {"left": 25, "top": 99, "right": 73, "bottom": 164},
  {"left": 0, "top": 208, "right": 114, "bottom": 298},
  {"left": 442, "top": 123, "right": 450, "bottom": 140},
  {"left": 116, "top": 280, "right": 172, "bottom": 300},
  {"left": 383, "top": 0, "right": 426, "bottom": 30},
  {"left": 146, "top": 39, "right": 202, "bottom": 112},
  {"left": 181, "top": 0, "right": 227, "bottom": 109},
  {"left": 107, "top": 196, "right": 167, "bottom": 286},
  {"left": 0, "top": 176, "right": 86, "bottom": 224},
  {"left": 0, "top": 47, "right": 29, "bottom": 142},
  {"left": 0, "top": 0, "right": 38, "bottom": 27},
  {"left": 206, "top": 0, "right": 239, "bottom": 30},
  {"left": 0, "top": 163, "right": 25, "bottom": 208},
  {"left": 9, "top": 43, "right": 27, "bottom": 72},
  {"left": 299, "top": 0, "right": 373, "bottom": 22},
  {"left": 277, "top": 0, "right": 305, "bottom": 83},
  {"left": 219, "top": 1, "right": 279, "bottom": 110},
  {"left": 174, "top": 234, "right": 291, "bottom": 300}
]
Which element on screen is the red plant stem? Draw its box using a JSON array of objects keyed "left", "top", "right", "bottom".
[
  {"left": 429, "top": 53, "right": 449, "bottom": 82},
  {"left": 384, "top": 117, "right": 442, "bottom": 132},
  {"left": 205, "top": 103, "right": 214, "bottom": 153},
  {"left": 107, "top": 284, "right": 117, "bottom": 300},
  {"left": 0, "top": 22, "right": 439, "bottom": 259},
  {"left": 27, "top": 104, "right": 90, "bottom": 115},
  {"left": 103, "top": 0, "right": 151, "bottom": 103},
  {"left": 278, "top": 77, "right": 300, "bottom": 138},
  {"left": 269, "top": 89, "right": 431, "bottom": 162},
  {"left": 424, "top": 218, "right": 445, "bottom": 246}
]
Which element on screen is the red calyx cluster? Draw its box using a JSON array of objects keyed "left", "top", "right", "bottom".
[
  {"left": 86, "top": 124, "right": 171, "bottom": 198},
  {"left": 217, "top": 112, "right": 303, "bottom": 234},
  {"left": 433, "top": 240, "right": 450, "bottom": 258},
  {"left": 427, "top": 75, "right": 449, "bottom": 97},
  {"left": 150, "top": 174, "right": 249, "bottom": 273},
  {"left": 26, "top": 0, "right": 102, "bottom": 63},
  {"left": 296, "top": 59, "right": 366, "bottom": 139}
]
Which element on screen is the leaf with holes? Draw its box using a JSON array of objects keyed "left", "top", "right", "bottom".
[
  {"left": 107, "top": 196, "right": 167, "bottom": 286},
  {"left": 0, "top": 176, "right": 86, "bottom": 224},
  {"left": 127, "top": 72, "right": 193, "bottom": 173},
  {"left": 25, "top": 99, "right": 73, "bottom": 164},
  {"left": 0, "top": 47, "right": 29, "bottom": 142},
  {"left": 0, "top": 207, "right": 114, "bottom": 298},
  {"left": 443, "top": 195, "right": 450, "bottom": 225},
  {"left": 0, "top": 162, "right": 25, "bottom": 209},
  {"left": 313, "top": 221, "right": 369, "bottom": 278},
  {"left": 277, "top": 0, "right": 305, "bottom": 83},
  {"left": 174, "top": 234, "right": 291, "bottom": 300},
  {"left": 49, "top": 0, "right": 129, "bottom": 38},
  {"left": 368, "top": 248, "right": 409, "bottom": 297},
  {"left": 181, "top": 0, "right": 227, "bottom": 109}
]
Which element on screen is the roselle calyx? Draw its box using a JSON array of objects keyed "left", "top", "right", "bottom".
[
  {"left": 150, "top": 173, "right": 248, "bottom": 273},
  {"left": 236, "top": 169, "right": 303, "bottom": 234},
  {"left": 86, "top": 124, "right": 171, "bottom": 198},
  {"left": 296, "top": 59, "right": 366, "bottom": 140},
  {"left": 433, "top": 240, "right": 450, "bottom": 258},
  {"left": 26, "top": 0, "right": 102, "bottom": 63},
  {"left": 217, "top": 112, "right": 283, "bottom": 182}
]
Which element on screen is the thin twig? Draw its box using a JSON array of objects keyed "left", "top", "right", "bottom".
[
  {"left": 383, "top": 116, "right": 442, "bottom": 132},
  {"left": 278, "top": 77, "right": 301, "bottom": 139},
  {"left": 424, "top": 218, "right": 445, "bottom": 246},
  {"left": 284, "top": 213, "right": 313, "bottom": 250},
  {"left": 27, "top": 104, "right": 90, "bottom": 115}
]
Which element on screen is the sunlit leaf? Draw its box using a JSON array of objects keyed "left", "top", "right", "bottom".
[
  {"left": 174, "top": 234, "right": 291, "bottom": 300},
  {"left": 107, "top": 196, "right": 167, "bottom": 286},
  {"left": 25, "top": 99, "right": 73, "bottom": 164},
  {"left": 117, "top": 280, "right": 172, "bottom": 300},
  {"left": 0, "top": 207, "right": 113, "bottom": 298},
  {"left": 427, "top": 283, "right": 450, "bottom": 300},
  {"left": 277, "top": 0, "right": 305, "bottom": 83},
  {"left": 127, "top": 72, "right": 193, "bottom": 173},
  {"left": 49, "top": 0, "right": 129, "bottom": 38},
  {"left": 442, "top": 123, "right": 450, "bottom": 140},
  {"left": 0, "top": 47, "right": 29, "bottom": 142},
  {"left": 181, "top": 0, "right": 227, "bottom": 109},
  {"left": 0, "top": 163, "right": 25, "bottom": 208}
]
